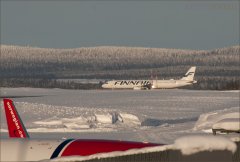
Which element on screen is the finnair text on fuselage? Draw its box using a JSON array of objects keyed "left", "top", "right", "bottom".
[{"left": 114, "top": 80, "right": 151, "bottom": 86}]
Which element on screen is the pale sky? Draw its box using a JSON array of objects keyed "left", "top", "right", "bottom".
[{"left": 1, "top": 0, "right": 239, "bottom": 50}]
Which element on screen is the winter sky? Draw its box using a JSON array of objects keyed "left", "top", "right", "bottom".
[{"left": 1, "top": 0, "right": 239, "bottom": 50}]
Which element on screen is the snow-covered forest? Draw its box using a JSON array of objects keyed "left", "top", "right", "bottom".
[{"left": 0, "top": 45, "right": 239, "bottom": 90}]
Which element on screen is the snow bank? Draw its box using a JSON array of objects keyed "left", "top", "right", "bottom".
[
  {"left": 62, "top": 117, "right": 87, "bottom": 123},
  {"left": 194, "top": 107, "right": 239, "bottom": 132},
  {"left": 213, "top": 118, "right": 240, "bottom": 131},
  {"left": 27, "top": 127, "right": 114, "bottom": 133},
  {"left": 63, "top": 123, "right": 90, "bottom": 129},
  {"left": 118, "top": 113, "right": 141, "bottom": 126},
  {"left": 34, "top": 120, "right": 63, "bottom": 126},
  {"left": 32, "top": 112, "right": 140, "bottom": 132},
  {"left": 174, "top": 135, "right": 237, "bottom": 155},
  {"left": 95, "top": 113, "right": 115, "bottom": 124}
]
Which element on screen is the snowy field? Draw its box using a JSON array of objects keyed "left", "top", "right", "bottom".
[{"left": 0, "top": 88, "right": 239, "bottom": 144}]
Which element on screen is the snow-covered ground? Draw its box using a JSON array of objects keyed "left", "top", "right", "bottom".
[{"left": 0, "top": 88, "right": 239, "bottom": 144}]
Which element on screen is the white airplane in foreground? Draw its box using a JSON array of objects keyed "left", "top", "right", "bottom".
[
  {"left": 102, "top": 66, "right": 197, "bottom": 90},
  {"left": 1, "top": 98, "right": 164, "bottom": 161}
]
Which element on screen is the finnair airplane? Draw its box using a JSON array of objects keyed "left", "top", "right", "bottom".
[
  {"left": 1, "top": 98, "right": 164, "bottom": 161},
  {"left": 102, "top": 67, "right": 197, "bottom": 90}
]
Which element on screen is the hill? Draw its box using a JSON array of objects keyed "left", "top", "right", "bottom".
[{"left": 0, "top": 45, "right": 239, "bottom": 90}]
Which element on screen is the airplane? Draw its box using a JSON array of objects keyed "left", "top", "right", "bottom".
[
  {"left": 101, "top": 66, "right": 197, "bottom": 90},
  {"left": 0, "top": 98, "right": 164, "bottom": 161}
]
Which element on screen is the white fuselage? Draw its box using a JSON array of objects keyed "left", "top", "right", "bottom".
[
  {"left": 102, "top": 79, "right": 195, "bottom": 89},
  {"left": 0, "top": 139, "right": 63, "bottom": 161},
  {"left": 101, "top": 66, "right": 197, "bottom": 89},
  {"left": 0, "top": 138, "right": 161, "bottom": 161}
]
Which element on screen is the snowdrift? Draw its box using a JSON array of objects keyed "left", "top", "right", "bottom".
[
  {"left": 194, "top": 107, "right": 240, "bottom": 133},
  {"left": 31, "top": 111, "right": 141, "bottom": 132}
]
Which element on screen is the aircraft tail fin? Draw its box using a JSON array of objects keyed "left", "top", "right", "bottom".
[
  {"left": 3, "top": 98, "right": 29, "bottom": 138},
  {"left": 181, "top": 66, "right": 196, "bottom": 81}
]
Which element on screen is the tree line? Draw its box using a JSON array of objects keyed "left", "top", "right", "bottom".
[{"left": 0, "top": 45, "right": 239, "bottom": 90}]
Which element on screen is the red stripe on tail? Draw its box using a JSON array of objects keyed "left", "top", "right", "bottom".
[{"left": 3, "top": 98, "right": 29, "bottom": 138}]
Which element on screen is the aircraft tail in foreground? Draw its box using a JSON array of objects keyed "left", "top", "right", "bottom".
[{"left": 3, "top": 98, "right": 29, "bottom": 138}]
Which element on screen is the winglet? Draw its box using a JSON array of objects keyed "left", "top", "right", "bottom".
[{"left": 3, "top": 98, "right": 29, "bottom": 138}]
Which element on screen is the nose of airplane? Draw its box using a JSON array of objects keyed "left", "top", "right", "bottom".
[{"left": 101, "top": 84, "right": 107, "bottom": 88}]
